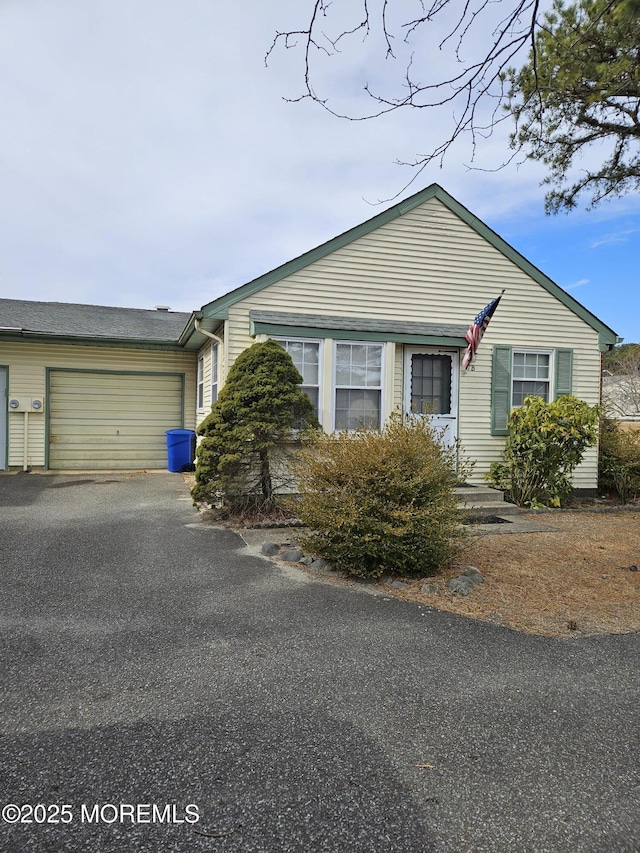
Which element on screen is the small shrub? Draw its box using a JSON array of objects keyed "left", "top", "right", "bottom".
[
  {"left": 487, "top": 395, "right": 600, "bottom": 507},
  {"left": 599, "top": 417, "right": 640, "bottom": 503},
  {"left": 289, "top": 413, "right": 470, "bottom": 579},
  {"left": 192, "top": 340, "right": 318, "bottom": 510}
]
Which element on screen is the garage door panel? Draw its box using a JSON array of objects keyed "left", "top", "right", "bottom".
[
  {"left": 51, "top": 397, "right": 184, "bottom": 421},
  {"left": 49, "top": 422, "right": 183, "bottom": 437},
  {"left": 49, "top": 370, "right": 185, "bottom": 470},
  {"left": 50, "top": 449, "right": 171, "bottom": 464}
]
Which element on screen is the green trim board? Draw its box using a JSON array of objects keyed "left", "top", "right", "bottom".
[
  {"left": 0, "top": 331, "right": 190, "bottom": 353},
  {"left": 198, "top": 183, "right": 617, "bottom": 348},
  {"left": 178, "top": 313, "right": 226, "bottom": 351},
  {"left": 45, "top": 367, "right": 186, "bottom": 470},
  {"left": 250, "top": 310, "right": 469, "bottom": 346},
  {"left": 252, "top": 320, "right": 467, "bottom": 347}
]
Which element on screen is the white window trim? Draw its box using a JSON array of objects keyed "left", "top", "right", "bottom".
[
  {"left": 197, "top": 354, "right": 205, "bottom": 411},
  {"left": 332, "top": 340, "right": 385, "bottom": 432},
  {"left": 210, "top": 342, "right": 219, "bottom": 406},
  {"left": 272, "top": 336, "right": 323, "bottom": 425},
  {"left": 511, "top": 349, "right": 553, "bottom": 408}
]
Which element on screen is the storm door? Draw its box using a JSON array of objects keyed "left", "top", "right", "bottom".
[{"left": 404, "top": 348, "right": 459, "bottom": 447}]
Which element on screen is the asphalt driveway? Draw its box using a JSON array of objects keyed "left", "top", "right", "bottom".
[{"left": 0, "top": 472, "right": 638, "bottom": 852}]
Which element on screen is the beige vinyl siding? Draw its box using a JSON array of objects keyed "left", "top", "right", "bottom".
[
  {"left": 195, "top": 327, "right": 225, "bottom": 430},
  {"left": 223, "top": 196, "right": 602, "bottom": 488},
  {"left": 0, "top": 341, "right": 195, "bottom": 469}
]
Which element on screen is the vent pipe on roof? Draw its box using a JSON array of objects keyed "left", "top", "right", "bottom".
[{"left": 154, "top": 305, "right": 170, "bottom": 312}]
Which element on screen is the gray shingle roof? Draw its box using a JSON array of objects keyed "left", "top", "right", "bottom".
[
  {"left": 249, "top": 310, "right": 469, "bottom": 339},
  {"left": 0, "top": 299, "right": 191, "bottom": 343}
]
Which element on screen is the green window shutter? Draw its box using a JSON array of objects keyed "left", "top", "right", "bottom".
[
  {"left": 554, "top": 349, "right": 573, "bottom": 398},
  {"left": 491, "top": 345, "right": 512, "bottom": 435}
]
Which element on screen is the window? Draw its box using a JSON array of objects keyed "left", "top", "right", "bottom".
[
  {"left": 512, "top": 350, "right": 551, "bottom": 406},
  {"left": 197, "top": 355, "right": 204, "bottom": 409},
  {"left": 210, "top": 343, "right": 219, "bottom": 405},
  {"left": 410, "top": 353, "right": 452, "bottom": 415},
  {"left": 275, "top": 339, "right": 321, "bottom": 420},
  {"left": 334, "top": 342, "right": 383, "bottom": 430}
]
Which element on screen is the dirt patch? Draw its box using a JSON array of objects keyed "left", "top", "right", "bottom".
[{"left": 386, "top": 510, "right": 640, "bottom": 637}]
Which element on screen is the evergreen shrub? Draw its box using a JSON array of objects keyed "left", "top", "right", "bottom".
[
  {"left": 599, "top": 417, "right": 640, "bottom": 503},
  {"left": 290, "top": 413, "right": 471, "bottom": 579},
  {"left": 192, "top": 340, "right": 318, "bottom": 510},
  {"left": 487, "top": 394, "right": 600, "bottom": 507}
]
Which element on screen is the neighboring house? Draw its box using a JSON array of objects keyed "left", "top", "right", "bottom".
[
  {"left": 0, "top": 301, "right": 196, "bottom": 470},
  {"left": 180, "top": 184, "right": 618, "bottom": 493},
  {"left": 0, "top": 185, "right": 619, "bottom": 489},
  {"left": 602, "top": 374, "right": 640, "bottom": 420}
]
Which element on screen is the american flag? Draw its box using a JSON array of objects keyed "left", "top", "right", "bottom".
[{"left": 462, "top": 291, "right": 504, "bottom": 369}]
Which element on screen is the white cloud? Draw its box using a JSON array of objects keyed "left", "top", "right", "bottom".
[
  {"left": 565, "top": 278, "right": 589, "bottom": 290},
  {"left": 590, "top": 229, "right": 640, "bottom": 249}
]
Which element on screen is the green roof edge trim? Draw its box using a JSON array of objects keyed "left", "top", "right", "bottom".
[
  {"left": 434, "top": 187, "right": 618, "bottom": 349},
  {"left": 201, "top": 185, "right": 442, "bottom": 319},
  {"left": 200, "top": 183, "right": 617, "bottom": 347},
  {"left": 0, "top": 331, "right": 192, "bottom": 352}
]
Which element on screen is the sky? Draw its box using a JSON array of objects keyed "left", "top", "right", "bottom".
[{"left": 0, "top": 0, "right": 638, "bottom": 342}]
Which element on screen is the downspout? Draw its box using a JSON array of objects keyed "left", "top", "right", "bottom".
[
  {"left": 23, "top": 410, "right": 29, "bottom": 471},
  {"left": 194, "top": 318, "right": 224, "bottom": 349},
  {"left": 194, "top": 317, "right": 225, "bottom": 388}
]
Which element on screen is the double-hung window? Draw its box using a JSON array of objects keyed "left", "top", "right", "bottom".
[
  {"left": 334, "top": 342, "right": 383, "bottom": 430},
  {"left": 275, "top": 339, "right": 321, "bottom": 421},
  {"left": 512, "top": 350, "right": 551, "bottom": 406},
  {"left": 197, "top": 355, "right": 204, "bottom": 409},
  {"left": 210, "top": 343, "right": 219, "bottom": 405}
]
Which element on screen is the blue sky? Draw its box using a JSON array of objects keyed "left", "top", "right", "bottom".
[{"left": 0, "top": 0, "right": 637, "bottom": 343}]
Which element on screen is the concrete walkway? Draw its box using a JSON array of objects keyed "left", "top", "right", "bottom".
[{"left": 0, "top": 473, "right": 637, "bottom": 852}]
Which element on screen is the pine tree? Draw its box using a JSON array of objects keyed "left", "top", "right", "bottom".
[{"left": 192, "top": 340, "right": 318, "bottom": 509}]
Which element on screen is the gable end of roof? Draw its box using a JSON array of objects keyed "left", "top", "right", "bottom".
[{"left": 200, "top": 183, "right": 617, "bottom": 348}]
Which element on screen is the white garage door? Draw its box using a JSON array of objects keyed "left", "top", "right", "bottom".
[{"left": 49, "top": 370, "right": 185, "bottom": 470}]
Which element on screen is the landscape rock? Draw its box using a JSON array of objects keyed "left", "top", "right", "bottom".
[
  {"left": 463, "top": 571, "right": 484, "bottom": 584},
  {"left": 280, "top": 548, "right": 304, "bottom": 562},
  {"left": 390, "top": 580, "right": 409, "bottom": 590},
  {"left": 299, "top": 555, "right": 314, "bottom": 565},
  {"left": 260, "top": 541, "right": 280, "bottom": 557},
  {"left": 448, "top": 577, "right": 472, "bottom": 596},
  {"left": 310, "top": 558, "right": 331, "bottom": 571},
  {"left": 420, "top": 583, "right": 439, "bottom": 595}
]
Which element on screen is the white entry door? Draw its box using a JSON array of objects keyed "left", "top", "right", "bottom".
[{"left": 404, "top": 348, "right": 459, "bottom": 447}]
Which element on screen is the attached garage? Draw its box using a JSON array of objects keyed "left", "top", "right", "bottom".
[
  {"left": 48, "top": 369, "right": 185, "bottom": 470},
  {"left": 0, "top": 300, "right": 197, "bottom": 471}
]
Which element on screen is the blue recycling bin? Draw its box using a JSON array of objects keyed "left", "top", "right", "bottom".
[{"left": 166, "top": 429, "right": 196, "bottom": 473}]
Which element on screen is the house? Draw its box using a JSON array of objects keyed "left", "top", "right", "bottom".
[
  {"left": 0, "top": 301, "right": 196, "bottom": 470},
  {"left": 180, "top": 184, "right": 618, "bottom": 493},
  {"left": 602, "top": 374, "right": 640, "bottom": 435},
  {"left": 0, "top": 185, "right": 618, "bottom": 490}
]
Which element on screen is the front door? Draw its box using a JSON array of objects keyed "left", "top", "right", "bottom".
[{"left": 404, "top": 348, "right": 459, "bottom": 447}]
